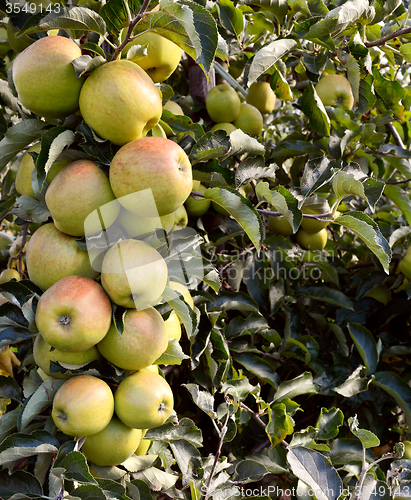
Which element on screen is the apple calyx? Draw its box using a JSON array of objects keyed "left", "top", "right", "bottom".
[
  {"left": 59, "top": 315, "right": 71, "bottom": 327},
  {"left": 56, "top": 411, "right": 68, "bottom": 422}
]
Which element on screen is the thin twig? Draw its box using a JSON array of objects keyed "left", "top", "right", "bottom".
[
  {"left": 365, "top": 26, "right": 411, "bottom": 48},
  {"left": 387, "top": 122, "right": 405, "bottom": 149},
  {"left": 239, "top": 402, "right": 266, "bottom": 429}
]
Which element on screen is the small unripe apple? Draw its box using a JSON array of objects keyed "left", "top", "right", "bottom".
[
  {"left": 315, "top": 74, "right": 354, "bottom": 110},
  {"left": 398, "top": 248, "right": 411, "bottom": 281},
  {"left": 13, "top": 36, "right": 85, "bottom": 119},
  {"left": 79, "top": 60, "right": 163, "bottom": 146},
  {"left": 164, "top": 311, "right": 182, "bottom": 341},
  {"left": 210, "top": 122, "right": 237, "bottom": 134},
  {"left": 135, "top": 429, "right": 151, "bottom": 455},
  {"left": 52, "top": 375, "right": 114, "bottom": 437},
  {"left": 300, "top": 207, "right": 331, "bottom": 234},
  {"left": 172, "top": 204, "right": 188, "bottom": 230},
  {"left": 246, "top": 81, "right": 276, "bottom": 114},
  {"left": 296, "top": 228, "right": 328, "bottom": 251},
  {"left": 233, "top": 103, "right": 263, "bottom": 136},
  {"left": 0, "top": 269, "right": 20, "bottom": 283},
  {"left": 185, "top": 183, "right": 211, "bottom": 217},
  {"left": 163, "top": 100, "right": 184, "bottom": 116},
  {"left": 206, "top": 85, "right": 241, "bottom": 123},
  {"left": 267, "top": 215, "right": 293, "bottom": 236},
  {"left": 0, "top": 232, "right": 13, "bottom": 251}
]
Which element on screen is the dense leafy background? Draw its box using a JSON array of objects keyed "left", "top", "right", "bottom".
[{"left": 2, "top": 0, "right": 411, "bottom": 499}]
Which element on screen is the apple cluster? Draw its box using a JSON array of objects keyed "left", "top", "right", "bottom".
[{"left": 9, "top": 33, "right": 196, "bottom": 467}]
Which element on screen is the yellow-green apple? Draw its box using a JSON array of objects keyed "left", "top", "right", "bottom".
[
  {"left": 109, "top": 136, "right": 192, "bottom": 217},
  {"left": 33, "top": 334, "right": 102, "bottom": 378},
  {"left": 0, "top": 26, "right": 11, "bottom": 57},
  {"left": 163, "top": 100, "right": 184, "bottom": 115},
  {"left": 267, "top": 215, "right": 294, "bottom": 236},
  {"left": 296, "top": 228, "right": 328, "bottom": 251},
  {"left": 52, "top": 375, "right": 114, "bottom": 436},
  {"left": 210, "top": 122, "right": 237, "bottom": 134},
  {"left": 114, "top": 369, "right": 174, "bottom": 429},
  {"left": 97, "top": 307, "right": 168, "bottom": 371},
  {"left": 0, "top": 232, "right": 13, "bottom": 251},
  {"left": 185, "top": 183, "right": 211, "bottom": 217},
  {"left": 228, "top": 57, "right": 245, "bottom": 79},
  {"left": 45, "top": 159, "right": 120, "bottom": 237},
  {"left": 15, "top": 143, "right": 70, "bottom": 199},
  {"left": 117, "top": 207, "right": 174, "bottom": 240},
  {"left": 233, "top": 103, "right": 263, "bottom": 136},
  {"left": 7, "top": 19, "right": 34, "bottom": 53},
  {"left": 169, "top": 280, "right": 194, "bottom": 309},
  {"left": 398, "top": 247, "right": 411, "bottom": 280},
  {"left": 300, "top": 206, "right": 331, "bottom": 234},
  {"left": 35, "top": 275, "right": 112, "bottom": 352},
  {"left": 315, "top": 74, "right": 354, "bottom": 110},
  {"left": 246, "top": 81, "right": 276, "bottom": 114},
  {"left": 135, "top": 429, "right": 151, "bottom": 455},
  {"left": 206, "top": 84, "right": 241, "bottom": 123},
  {"left": 164, "top": 311, "right": 182, "bottom": 341},
  {"left": 170, "top": 205, "right": 188, "bottom": 232},
  {"left": 124, "top": 31, "right": 183, "bottom": 83},
  {"left": 26, "top": 223, "right": 99, "bottom": 290},
  {"left": 12, "top": 36, "right": 85, "bottom": 119},
  {"left": 100, "top": 238, "right": 168, "bottom": 309},
  {"left": 81, "top": 416, "right": 142, "bottom": 466},
  {"left": 0, "top": 269, "right": 20, "bottom": 283},
  {"left": 79, "top": 60, "right": 162, "bottom": 146}
]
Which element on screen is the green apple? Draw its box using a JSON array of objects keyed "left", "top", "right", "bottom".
[
  {"left": 164, "top": 311, "right": 182, "bottom": 341},
  {"left": 163, "top": 100, "right": 184, "bottom": 116},
  {"left": 315, "top": 74, "right": 354, "bottom": 110},
  {"left": 26, "top": 223, "right": 99, "bottom": 290},
  {"left": 12, "top": 36, "right": 85, "bottom": 119},
  {"left": 246, "top": 81, "right": 276, "bottom": 114},
  {"left": 0, "top": 269, "right": 20, "bottom": 283},
  {"left": 109, "top": 136, "right": 192, "bottom": 217},
  {"left": 82, "top": 416, "right": 142, "bottom": 466},
  {"left": 15, "top": 143, "right": 70, "bottom": 199},
  {"left": 185, "top": 183, "right": 211, "bottom": 217},
  {"left": 118, "top": 207, "right": 174, "bottom": 239},
  {"left": 210, "top": 122, "right": 237, "bottom": 134},
  {"left": 79, "top": 60, "right": 163, "bottom": 146},
  {"left": 0, "top": 232, "right": 13, "bottom": 251},
  {"left": 114, "top": 369, "right": 174, "bottom": 429},
  {"left": 172, "top": 204, "right": 188, "bottom": 231},
  {"left": 7, "top": 19, "right": 34, "bottom": 53},
  {"left": 35, "top": 275, "right": 112, "bottom": 352},
  {"left": 135, "top": 429, "right": 151, "bottom": 455},
  {"left": 169, "top": 280, "right": 194, "bottom": 310},
  {"left": 101, "top": 238, "right": 168, "bottom": 309},
  {"left": 296, "top": 228, "right": 328, "bottom": 251},
  {"left": 33, "top": 334, "right": 102, "bottom": 378},
  {"left": 124, "top": 31, "right": 183, "bottom": 83},
  {"left": 233, "top": 103, "right": 263, "bottom": 136},
  {"left": 52, "top": 375, "right": 114, "bottom": 437},
  {"left": 398, "top": 248, "right": 411, "bottom": 280},
  {"left": 402, "top": 441, "right": 411, "bottom": 459},
  {"left": 0, "top": 26, "right": 11, "bottom": 57},
  {"left": 365, "top": 285, "right": 391, "bottom": 305},
  {"left": 228, "top": 57, "right": 245, "bottom": 80},
  {"left": 267, "top": 215, "right": 293, "bottom": 236},
  {"left": 206, "top": 84, "right": 241, "bottom": 123},
  {"left": 97, "top": 307, "right": 168, "bottom": 371},
  {"left": 300, "top": 206, "right": 331, "bottom": 234},
  {"left": 45, "top": 159, "right": 120, "bottom": 237}
]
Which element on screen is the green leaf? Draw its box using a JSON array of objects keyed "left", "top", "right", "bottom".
[
  {"left": 0, "top": 376, "right": 21, "bottom": 403},
  {"left": 157, "top": 338, "right": 190, "bottom": 366},
  {"left": 300, "top": 156, "right": 336, "bottom": 197},
  {"left": 184, "top": 383, "right": 217, "bottom": 419},
  {"left": 373, "top": 66, "right": 405, "bottom": 120},
  {"left": 297, "top": 286, "right": 354, "bottom": 310},
  {"left": 100, "top": 0, "right": 142, "bottom": 36},
  {"left": 235, "top": 156, "right": 277, "bottom": 188},
  {"left": 246, "top": 38, "right": 297, "bottom": 86},
  {"left": 301, "top": 83, "right": 331, "bottom": 137},
  {"left": 0, "top": 430, "right": 59, "bottom": 468},
  {"left": 348, "top": 323, "right": 378, "bottom": 374},
  {"left": 133, "top": 0, "right": 219, "bottom": 75},
  {"left": 348, "top": 415, "right": 380, "bottom": 449},
  {"left": 333, "top": 212, "right": 391, "bottom": 273},
  {"left": 204, "top": 187, "right": 264, "bottom": 251},
  {"left": 11, "top": 195, "right": 51, "bottom": 224},
  {"left": 221, "top": 128, "right": 265, "bottom": 160},
  {"left": 287, "top": 447, "right": 343, "bottom": 500},
  {"left": 145, "top": 418, "right": 203, "bottom": 447},
  {"left": 234, "top": 459, "right": 270, "bottom": 483},
  {"left": 188, "top": 130, "right": 230, "bottom": 164},
  {"left": 256, "top": 182, "right": 302, "bottom": 233},
  {"left": 202, "top": 269, "right": 221, "bottom": 293},
  {"left": 19, "top": 6, "right": 107, "bottom": 36},
  {"left": 372, "top": 371, "right": 411, "bottom": 429},
  {"left": 266, "top": 402, "right": 294, "bottom": 445},
  {"left": 315, "top": 408, "right": 344, "bottom": 441},
  {"left": 384, "top": 184, "right": 411, "bottom": 226},
  {"left": 217, "top": 0, "right": 244, "bottom": 39},
  {"left": 273, "top": 372, "right": 317, "bottom": 402},
  {"left": 0, "top": 470, "right": 43, "bottom": 500},
  {"left": 333, "top": 365, "right": 371, "bottom": 398},
  {"left": 56, "top": 451, "right": 97, "bottom": 484},
  {"left": 270, "top": 64, "right": 293, "bottom": 101},
  {"left": 0, "top": 119, "right": 47, "bottom": 171},
  {"left": 233, "top": 352, "right": 279, "bottom": 388}
]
